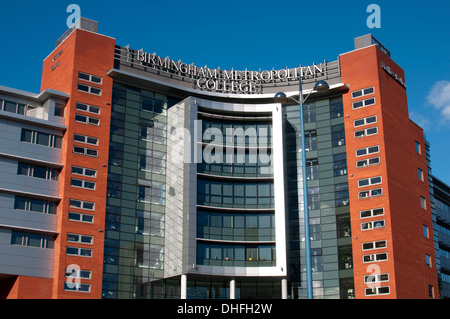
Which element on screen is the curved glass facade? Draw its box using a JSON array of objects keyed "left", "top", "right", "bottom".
[{"left": 196, "top": 110, "right": 276, "bottom": 267}]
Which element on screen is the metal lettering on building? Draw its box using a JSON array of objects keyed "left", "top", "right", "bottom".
[{"left": 115, "top": 46, "right": 338, "bottom": 94}]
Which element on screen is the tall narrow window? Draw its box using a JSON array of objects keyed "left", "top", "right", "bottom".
[{"left": 420, "top": 196, "right": 427, "bottom": 209}]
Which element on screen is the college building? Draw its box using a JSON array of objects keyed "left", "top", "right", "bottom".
[{"left": 0, "top": 17, "right": 448, "bottom": 299}]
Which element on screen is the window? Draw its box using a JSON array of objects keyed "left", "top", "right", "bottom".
[
  {"left": 67, "top": 233, "right": 93, "bottom": 244},
  {"left": 304, "top": 130, "right": 317, "bottom": 151},
  {"left": 14, "top": 196, "right": 57, "bottom": 214},
  {"left": 354, "top": 115, "right": 377, "bottom": 127},
  {"left": 68, "top": 211, "right": 94, "bottom": 223},
  {"left": 54, "top": 104, "right": 65, "bottom": 117},
  {"left": 78, "top": 83, "right": 102, "bottom": 96},
  {"left": 78, "top": 71, "right": 102, "bottom": 84},
  {"left": 76, "top": 102, "right": 100, "bottom": 114},
  {"left": 428, "top": 285, "right": 434, "bottom": 298},
  {"left": 306, "top": 158, "right": 319, "bottom": 180},
  {"left": 333, "top": 153, "right": 347, "bottom": 177},
  {"left": 69, "top": 199, "right": 95, "bottom": 211},
  {"left": 17, "top": 162, "right": 59, "bottom": 181},
  {"left": 420, "top": 196, "right": 427, "bottom": 209},
  {"left": 71, "top": 178, "right": 96, "bottom": 190},
  {"left": 137, "top": 182, "right": 165, "bottom": 206},
  {"left": 354, "top": 127, "right": 378, "bottom": 138},
  {"left": 73, "top": 145, "right": 98, "bottom": 157},
  {"left": 356, "top": 145, "right": 379, "bottom": 157},
  {"left": 361, "top": 219, "right": 385, "bottom": 231},
  {"left": 352, "top": 97, "right": 375, "bottom": 110},
  {"left": 330, "top": 97, "right": 344, "bottom": 119},
  {"left": 423, "top": 225, "right": 429, "bottom": 238},
  {"left": 65, "top": 267, "right": 92, "bottom": 280},
  {"left": 363, "top": 252, "right": 388, "bottom": 263},
  {"left": 415, "top": 141, "right": 421, "bottom": 154},
  {"left": 425, "top": 254, "right": 432, "bottom": 267},
  {"left": 364, "top": 273, "right": 389, "bottom": 284},
  {"left": 362, "top": 240, "right": 387, "bottom": 250},
  {"left": 356, "top": 157, "right": 380, "bottom": 168},
  {"left": 365, "top": 286, "right": 390, "bottom": 296},
  {"left": 352, "top": 87, "right": 375, "bottom": 99},
  {"left": 360, "top": 207, "right": 384, "bottom": 219},
  {"left": 20, "top": 129, "right": 62, "bottom": 148},
  {"left": 418, "top": 168, "right": 424, "bottom": 181},
  {"left": 66, "top": 246, "right": 92, "bottom": 257},
  {"left": 64, "top": 282, "right": 91, "bottom": 293},
  {"left": 11, "top": 231, "right": 54, "bottom": 249},
  {"left": 358, "top": 176, "right": 382, "bottom": 188},
  {"left": 359, "top": 188, "right": 383, "bottom": 199},
  {"left": 1, "top": 99, "right": 27, "bottom": 115},
  {"left": 74, "top": 133, "right": 98, "bottom": 146},
  {"left": 71, "top": 166, "right": 97, "bottom": 178},
  {"left": 139, "top": 149, "right": 167, "bottom": 175},
  {"left": 335, "top": 183, "right": 349, "bottom": 207},
  {"left": 331, "top": 124, "right": 346, "bottom": 147},
  {"left": 75, "top": 113, "right": 100, "bottom": 126}
]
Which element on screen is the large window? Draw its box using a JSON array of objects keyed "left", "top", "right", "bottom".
[
  {"left": 197, "top": 242, "right": 276, "bottom": 267},
  {"left": 335, "top": 183, "right": 349, "bottom": 207},
  {"left": 14, "top": 196, "right": 57, "bottom": 214},
  {"left": 331, "top": 124, "right": 345, "bottom": 147},
  {"left": 197, "top": 179, "right": 274, "bottom": 209},
  {"left": 330, "top": 97, "right": 344, "bottom": 119},
  {"left": 21, "top": 129, "right": 62, "bottom": 148},
  {"left": 17, "top": 162, "right": 59, "bottom": 181},
  {"left": 198, "top": 210, "right": 275, "bottom": 241},
  {"left": 333, "top": 153, "right": 347, "bottom": 177},
  {"left": 137, "top": 181, "right": 165, "bottom": 205},
  {"left": 11, "top": 231, "right": 54, "bottom": 249}
]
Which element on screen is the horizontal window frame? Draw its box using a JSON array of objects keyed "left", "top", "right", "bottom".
[
  {"left": 73, "top": 145, "right": 98, "bottom": 157},
  {"left": 363, "top": 252, "right": 388, "bottom": 263},
  {"left": 66, "top": 246, "right": 93, "bottom": 257},
  {"left": 77, "top": 83, "right": 102, "bottom": 96},
  {"left": 362, "top": 240, "right": 387, "bottom": 251},
  {"left": 74, "top": 133, "right": 99, "bottom": 146},
  {"left": 70, "top": 178, "right": 96, "bottom": 190},
  {"left": 67, "top": 233, "right": 94, "bottom": 245},
  {"left": 352, "top": 97, "right": 376, "bottom": 110},
  {"left": 365, "top": 286, "right": 390, "bottom": 296},
  {"left": 75, "top": 113, "right": 100, "bottom": 126},
  {"left": 356, "top": 145, "right": 380, "bottom": 157},
  {"left": 354, "top": 126, "right": 378, "bottom": 138},
  {"left": 361, "top": 219, "right": 385, "bottom": 231},
  {"left": 354, "top": 115, "right": 377, "bottom": 128},
  {"left": 78, "top": 71, "right": 103, "bottom": 85},
  {"left": 360, "top": 207, "right": 385, "bottom": 219},
  {"left": 75, "top": 102, "right": 101, "bottom": 115},
  {"left": 358, "top": 176, "right": 382, "bottom": 188},
  {"left": 356, "top": 156, "right": 380, "bottom": 168},
  {"left": 69, "top": 199, "right": 95, "bottom": 211},
  {"left": 352, "top": 86, "right": 375, "bottom": 99},
  {"left": 68, "top": 211, "right": 94, "bottom": 223}
]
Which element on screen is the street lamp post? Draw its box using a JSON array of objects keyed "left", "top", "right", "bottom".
[{"left": 274, "top": 79, "right": 329, "bottom": 299}]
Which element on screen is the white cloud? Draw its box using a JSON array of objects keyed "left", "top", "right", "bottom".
[
  {"left": 426, "top": 80, "right": 450, "bottom": 123},
  {"left": 409, "top": 111, "right": 431, "bottom": 130}
]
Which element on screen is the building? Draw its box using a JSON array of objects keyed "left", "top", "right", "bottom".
[
  {"left": 429, "top": 174, "right": 450, "bottom": 298},
  {"left": 0, "top": 17, "right": 441, "bottom": 299}
]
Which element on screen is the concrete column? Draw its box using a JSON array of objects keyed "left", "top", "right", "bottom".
[
  {"left": 281, "top": 279, "right": 288, "bottom": 299},
  {"left": 230, "top": 279, "right": 236, "bottom": 299},
  {"left": 181, "top": 274, "right": 187, "bottom": 299}
]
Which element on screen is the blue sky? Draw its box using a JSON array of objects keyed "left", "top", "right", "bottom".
[{"left": 0, "top": 0, "right": 449, "bottom": 184}]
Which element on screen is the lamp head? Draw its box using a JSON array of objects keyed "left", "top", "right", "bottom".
[
  {"left": 273, "top": 92, "right": 288, "bottom": 104},
  {"left": 314, "top": 80, "right": 330, "bottom": 93}
]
